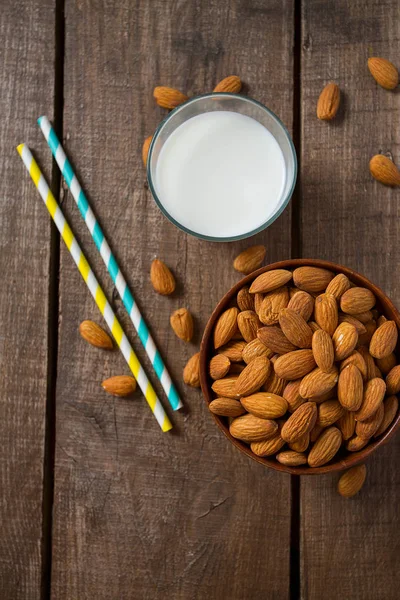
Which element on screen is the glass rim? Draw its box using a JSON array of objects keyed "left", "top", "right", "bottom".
[{"left": 147, "top": 92, "right": 298, "bottom": 242}]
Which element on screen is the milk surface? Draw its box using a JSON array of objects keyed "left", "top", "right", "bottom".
[{"left": 154, "top": 111, "right": 286, "bottom": 238}]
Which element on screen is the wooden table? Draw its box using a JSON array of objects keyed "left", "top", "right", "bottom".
[{"left": 1, "top": 1, "right": 399, "bottom": 598}]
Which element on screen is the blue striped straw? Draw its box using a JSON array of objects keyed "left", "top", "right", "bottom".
[{"left": 38, "top": 116, "right": 182, "bottom": 410}]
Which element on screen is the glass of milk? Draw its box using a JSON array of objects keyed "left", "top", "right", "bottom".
[{"left": 147, "top": 93, "right": 297, "bottom": 241}]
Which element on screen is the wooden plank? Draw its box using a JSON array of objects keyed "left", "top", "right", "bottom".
[
  {"left": 0, "top": 1, "right": 56, "bottom": 598},
  {"left": 52, "top": 0, "right": 295, "bottom": 597},
  {"left": 300, "top": 1, "right": 400, "bottom": 598}
]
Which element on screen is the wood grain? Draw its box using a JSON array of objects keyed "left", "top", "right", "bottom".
[
  {"left": 0, "top": 1, "right": 56, "bottom": 598},
  {"left": 52, "top": 0, "right": 295, "bottom": 598},
  {"left": 300, "top": 1, "right": 400, "bottom": 598}
]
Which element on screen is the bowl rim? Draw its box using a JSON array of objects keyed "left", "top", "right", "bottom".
[
  {"left": 146, "top": 92, "right": 298, "bottom": 242},
  {"left": 199, "top": 258, "right": 400, "bottom": 475}
]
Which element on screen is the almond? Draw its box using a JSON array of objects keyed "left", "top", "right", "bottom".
[
  {"left": 289, "top": 432, "right": 309, "bottom": 453},
  {"left": 217, "top": 340, "right": 246, "bottom": 362},
  {"left": 346, "top": 435, "right": 369, "bottom": 452},
  {"left": 276, "top": 450, "right": 307, "bottom": 466},
  {"left": 183, "top": 352, "right": 201, "bottom": 387},
  {"left": 356, "top": 403, "right": 384, "bottom": 439},
  {"left": 337, "top": 410, "right": 356, "bottom": 440},
  {"left": 283, "top": 380, "right": 306, "bottom": 413},
  {"left": 262, "top": 371, "right": 287, "bottom": 396},
  {"left": 240, "top": 392, "right": 288, "bottom": 419},
  {"left": 233, "top": 245, "right": 266, "bottom": 274},
  {"left": 357, "top": 346, "right": 376, "bottom": 380},
  {"left": 355, "top": 377, "right": 386, "bottom": 421},
  {"left": 308, "top": 426, "right": 342, "bottom": 467},
  {"left": 309, "top": 321, "right": 321, "bottom": 333},
  {"left": 332, "top": 322, "right": 358, "bottom": 360},
  {"left": 376, "top": 352, "right": 396, "bottom": 375},
  {"left": 213, "top": 75, "right": 242, "bottom": 93},
  {"left": 250, "top": 431, "right": 285, "bottom": 456},
  {"left": 275, "top": 349, "right": 316, "bottom": 380},
  {"left": 249, "top": 269, "right": 292, "bottom": 294},
  {"left": 237, "top": 310, "right": 261, "bottom": 342},
  {"left": 357, "top": 320, "right": 377, "bottom": 346},
  {"left": 211, "top": 375, "right": 239, "bottom": 398},
  {"left": 314, "top": 293, "right": 338, "bottom": 335},
  {"left": 312, "top": 329, "right": 334, "bottom": 372},
  {"left": 214, "top": 307, "right": 239, "bottom": 348},
  {"left": 234, "top": 356, "right": 271, "bottom": 396},
  {"left": 340, "top": 287, "right": 376, "bottom": 315},
  {"left": 337, "top": 364, "right": 364, "bottom": 411},
  {"left": 230, "top": 414, "right": 278, "bottom": 443},
  {"left": 237, "top": 286, "right": 255, "bottom": 312},
  {"left": 310, "top": 423, "right": 324, "bottom": 442},
  {"left": 209, "top": 397, "right": 246, "bottom": 417},
  {"left": 299, "top": 366, "right": 338, "bottom": 399},
  {"left": 281, "top": 402, "right": 317, "bottom": 443},
  {"left": 259, "top": 287, "right": 289, "bottom": 325},
  {"left": 79, "top": 320, "right": 113, "bottom": 349},
  {"left": 317, "top": 400, "right": 345, "bottom": 427},
  {"left": 337, "top": 464, "right": 367, "bottom": 498},
  {"left": 153, "top": 85, "right": 188, "bottom": 109},
  {"left": 326, "top": 273, "right": 351, "bottom": 300},
  {"left": 317, "top": 82, "right": 340, "bottom": 120},
  {"left": 293, "top": 266, "right": 334, "bottom": 293},
  {"left": 338, "top": 315, "right": 367, "bottom": 335},
  {"left": 278, "top": 308, "right": 313, "bottom": 348},
  {"left": 352, "top": 310, "right": 373, "bottom": 324},
  {"left": 101, "top": 375, "right": 136, "bottom": 397},
  {"left": 385, "top": 364, "right": 400, "bottom": 394},
  {"left": 257, "top": 326, "right": 297, "bottom": 355},
  {"left": 242, "top": 338, "right": 274, "bottom": 364},
  {"left": 254, "top": 292, "right": 265, "bottom": 314},
  {"left": 142, "top": 135, "right": 152, "bottom": 166},
  {"left": 340, "top": 350, "right": 368, "bottom": 381},
  {"left": 209, "top": 355, "right": 231, "bottom": 380},
  {"left": 150, "top": 259, "right": 176, "bottom": 295},
  {"left": 369, "top": 320, "right": 398, "bottom": 359},
  {"left": 367, "top": 57, "right": 399, "bottom": 90},
  {"left": 287, "top": 290, "right": 314, "bottom": 321},
  {"left": 170, "top": 308, "right": 194, "bottom": 341},
  {"left": 374, "top": 395, "right": 399, "bottom": 437}
]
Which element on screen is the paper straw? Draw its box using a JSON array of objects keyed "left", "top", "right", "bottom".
[
  {"left": 38, "top": 117, "right": 182, "bottom": 411},
  {"left": 17, "top": 144, "right": 172, "bottom": 433}
]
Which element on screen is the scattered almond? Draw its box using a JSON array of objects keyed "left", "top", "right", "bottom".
[
  {"left": 170, "top": 308, "right": 194, "bottom": 341},
  {"left": 337, "top": 464, "right": 367, "bottom": 498},
  {"left": 317, "top": 82, "right": 340, "bottom": 120},
  {"left": 102, "top": 375, "right": 136, "bottom": 397},
  {"left": 367, "top": 57, "right": 399, "bottom": 90},
  {"left": 183, "top": 352, "right": 201, "bottom": 387},
  {"left": 153, "top": 85, "right": 188, "bottom": 109},
  {"left": 214, "top": 75, "right": 242, "bottom": 93},
  {"left": 150, "top": 259, "right": 176, "bottom": 295},
  {"left": 233, "top": 245, "right": 266, "bottom": 274},
  {"left": 79, "top": 320, "right": 113, "bottom": 350}
]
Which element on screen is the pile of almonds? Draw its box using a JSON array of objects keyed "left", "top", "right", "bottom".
[{"left": 207, "top": 265, "right": 399, "bottom": 469}]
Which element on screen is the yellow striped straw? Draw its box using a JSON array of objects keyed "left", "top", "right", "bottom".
[{"left": 17, "top": 144, "right": 172, "bottom": 433}]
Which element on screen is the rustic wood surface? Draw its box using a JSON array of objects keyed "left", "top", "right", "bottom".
[
  {"left": 0, "top": 1, "right": 56, "bottom": 598},
  {"left": 1, "top": 0, "right": 399, "bottom": 598},
  {"left": 300, "top": 1, "right": 400, "bottom": 599}
]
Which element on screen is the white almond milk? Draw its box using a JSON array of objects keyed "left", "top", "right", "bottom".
[{"left": 154, "top": 111, "right": 287, "bottom": 238}]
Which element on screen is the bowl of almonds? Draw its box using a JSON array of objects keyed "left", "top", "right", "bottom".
[{"left": 199, "top": 259, "right": 400, "bottom": 474}]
